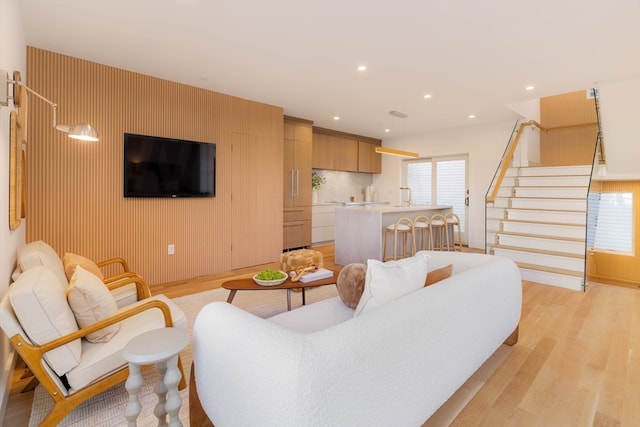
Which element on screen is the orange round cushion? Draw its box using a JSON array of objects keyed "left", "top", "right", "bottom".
[{"left": 336, "top": 263, "right": 367, "bottom": 309}]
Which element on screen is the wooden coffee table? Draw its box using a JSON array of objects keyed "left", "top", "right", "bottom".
[{"left": 222, "top": 270, "right": 338, "bottom": 311}]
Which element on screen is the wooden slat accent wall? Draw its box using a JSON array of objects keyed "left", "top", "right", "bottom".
[
  {"left": 540, "top": 90, "right": 598, "bottom": 166},
  {"left": 587, "top": 180, "right": 640, "bottom": 288},
  {"left": 26, "top": 47, "right": 283, "bottom": 286}
]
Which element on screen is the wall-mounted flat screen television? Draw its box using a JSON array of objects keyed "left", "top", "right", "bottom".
[{"left": 124, "top": 133, "right": 216, "bottom": 198}]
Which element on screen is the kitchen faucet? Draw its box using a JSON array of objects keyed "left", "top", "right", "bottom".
[{"left": 400, "top": 187, "right": 412, "bottom": 206}]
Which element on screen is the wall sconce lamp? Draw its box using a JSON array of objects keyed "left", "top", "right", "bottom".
[{"left": 1, "top": 69, "right": 99, "bottom": 141}]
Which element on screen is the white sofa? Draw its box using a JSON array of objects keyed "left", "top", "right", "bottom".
[{"left": 191, "top": 251, "right": 522, "bottom": 427}]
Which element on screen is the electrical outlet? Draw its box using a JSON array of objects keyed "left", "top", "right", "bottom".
[{"left": 168, "top": 244, "right": 175, "bottom": 255}]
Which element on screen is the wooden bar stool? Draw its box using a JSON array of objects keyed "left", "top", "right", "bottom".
[
  {"left": 413, "top": 215, "right": 433, "bottom": 251},
  {"left": 383, "top": 217, "right": 415, "bottom": 261},
  {"left": 445, "top": 212, "right": 463, "bottom": 251},
  {"left": 430, "top": 214, "right": 449, "bottom": 251}
]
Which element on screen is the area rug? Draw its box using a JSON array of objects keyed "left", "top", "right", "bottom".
[{"left": 29, "top": 285, "right": 338, "bottom": 426}]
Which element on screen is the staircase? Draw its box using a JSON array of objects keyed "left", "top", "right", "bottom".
[{"left": 486, "top": 165, "right": 592, "bottom": 291}]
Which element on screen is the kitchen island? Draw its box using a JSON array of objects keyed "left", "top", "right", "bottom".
[{"left": 335, "top": 204, "right": 452, "bottom": 265}]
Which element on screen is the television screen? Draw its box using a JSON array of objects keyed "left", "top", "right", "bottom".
[{"left": 124, "top": 133, "right": 216, "bottom": 197}]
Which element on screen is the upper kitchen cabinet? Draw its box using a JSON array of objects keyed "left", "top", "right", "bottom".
[
  {"left": 358, "top": 140, "right": 382, "bottom": 174},
  {"left": 312, "top": 129, "right": 358, "bottom": 171},
  {"left": 312, "top": 127, "right": 381, "bottom": 173}
]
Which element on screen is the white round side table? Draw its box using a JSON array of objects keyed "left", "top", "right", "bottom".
[{"left": 122, "top": 327, "right": 189, "bottom": 427}]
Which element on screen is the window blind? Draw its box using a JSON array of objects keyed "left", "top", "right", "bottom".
[
  {"left": 588, "top": 192, "right": 633, "bottom": 253},
  {"left": 436, "top": 159, "right": 466, "bottom": 232},
  {"left": 407, "top": 162, "right": 432, "bottom": 205}
]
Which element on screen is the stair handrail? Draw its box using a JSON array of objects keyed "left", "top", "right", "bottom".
[
  {"left": 486, "top": 120, "right": 545, "bottom": 203},
  {"left": 594, "top": 88, "right": 606, "bottom": 166},
  {"left": 584, "top": 88, "right": 604, "bottom": 290}
]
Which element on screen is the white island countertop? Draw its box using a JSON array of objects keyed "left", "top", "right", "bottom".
[{"left": 334, "top": 204, "right": 452, "bottom": 265}]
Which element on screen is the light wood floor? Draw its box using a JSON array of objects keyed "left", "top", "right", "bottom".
[{"left": 5, "top": 245, "right": 640, "bottom": 426}]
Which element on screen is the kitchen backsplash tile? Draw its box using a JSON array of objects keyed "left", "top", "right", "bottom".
[{"left": 312, "top": 169, "right": 374, "bottom": 204}]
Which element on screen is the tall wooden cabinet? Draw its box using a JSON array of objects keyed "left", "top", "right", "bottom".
[{"left": 283, "top": 117, "right": 313, "bottom": 250}]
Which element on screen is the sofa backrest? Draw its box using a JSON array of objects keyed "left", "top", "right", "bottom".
[{"left": 422, "top": 249, "right": 494, "bottom": 274}]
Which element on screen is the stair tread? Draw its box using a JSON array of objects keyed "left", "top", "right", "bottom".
[
  {"left": 501, "top": 219, "right": 586, "bottom": 228},
  {"left": 514, "top": 178, "right": 591, "bottom": 181},
  {"left": 509, "top": 196, "right": 587, "bottom": 200},
  {"left": 516, "top": 172, "right": 591, "bottom": 176},
  {"left": 493, "top": 244, "right": 585, "bottom": 259},
  {"left": 515, "top": 171, "right": 591, "bottom": 175},
  {"left": 513, "top": 165, "right": 591, "bottom": 171},
  {"left": 512, "top": 194, "right": 589, "bottom": 200},
  {"left": 497, "top": 231, "right": 585, "bottom": 243},
  {"left": 515, "top": 185, "right": 589, "bottom": 189},
  {"left": 506, "top": 207, "right": 586, "bottom": 213},
  {"left": 516, "top": 262, "right": 584, "bottom": 278}
]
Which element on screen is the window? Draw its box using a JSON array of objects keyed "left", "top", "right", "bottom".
[
  {"left": 407, "top": 162, "right": 432, "bottom": 204},
  {"left": 403, "top": 155, "right": 468, "bottom": 240},
  {"left": 587, "top": 192, "right": 634, "bottom": 253}
]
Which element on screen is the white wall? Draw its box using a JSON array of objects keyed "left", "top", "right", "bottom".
[
  {"left": 0, "top": 0, "right": 27, "bottom": 420},
  {"left": 507, "top": 98, "right": 540, "bottom": 166},
  {"left": 597, "top": 77, "right": 640, "bottom": 180},
  {"left": 373, "top": 120, "right": 516, "bottom": 249}
]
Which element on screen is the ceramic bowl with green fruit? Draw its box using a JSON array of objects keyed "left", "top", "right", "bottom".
[{"left": 253, "top": 269, "right": 288, "bottom": 286}]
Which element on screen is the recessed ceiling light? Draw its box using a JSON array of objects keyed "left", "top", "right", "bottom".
[
  {"left": 423, "top": 94, "right": 432, "bottom": 99},
  {"left": 384, "top": 129, "right": 391, "bottom": 133},
  {"left": 357, "top": 65, "right": 367, "bottom": 71},
  {"left": 468, "top": 114, "right": 476, "bottom": 119},
  {"left": 525, "top": 85, "right": 535, "bottom": 91},
  {"left": 333, "top": 116, "right": 340, "bottom": 121}
]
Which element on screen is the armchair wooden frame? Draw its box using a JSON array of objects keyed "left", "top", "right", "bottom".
[
  {"left": 6, "top": 277, "right": 186, "bottom": 426},
  {"left": 97, "top": 256, "right": 152, "bottom": 301},
  {"left": 96, "top": 257, "right": 131, "bottom": 272},
  {"left": 96, "top": 257, "right": 131, "bottom": 278},
  {"left": 103, "top": 271, "right": 152, "bottom": 301}
]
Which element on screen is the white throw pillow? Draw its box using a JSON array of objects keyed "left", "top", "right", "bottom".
[
  {"left": 67, "top": 266, "right": 120, "bottom": 343},
  {"left": 16, "top": 240, "right": 69, "bottom": 288},
  {"left": 354, "top": 252, "right": 429, "bottom": 317},
  {"left": 9, "top": 266, "right": 82, "bottom": 376}
]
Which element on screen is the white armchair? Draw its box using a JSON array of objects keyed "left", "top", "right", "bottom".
[{"left": 1, "top": 242, "right": 188, "bottom": 426}]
